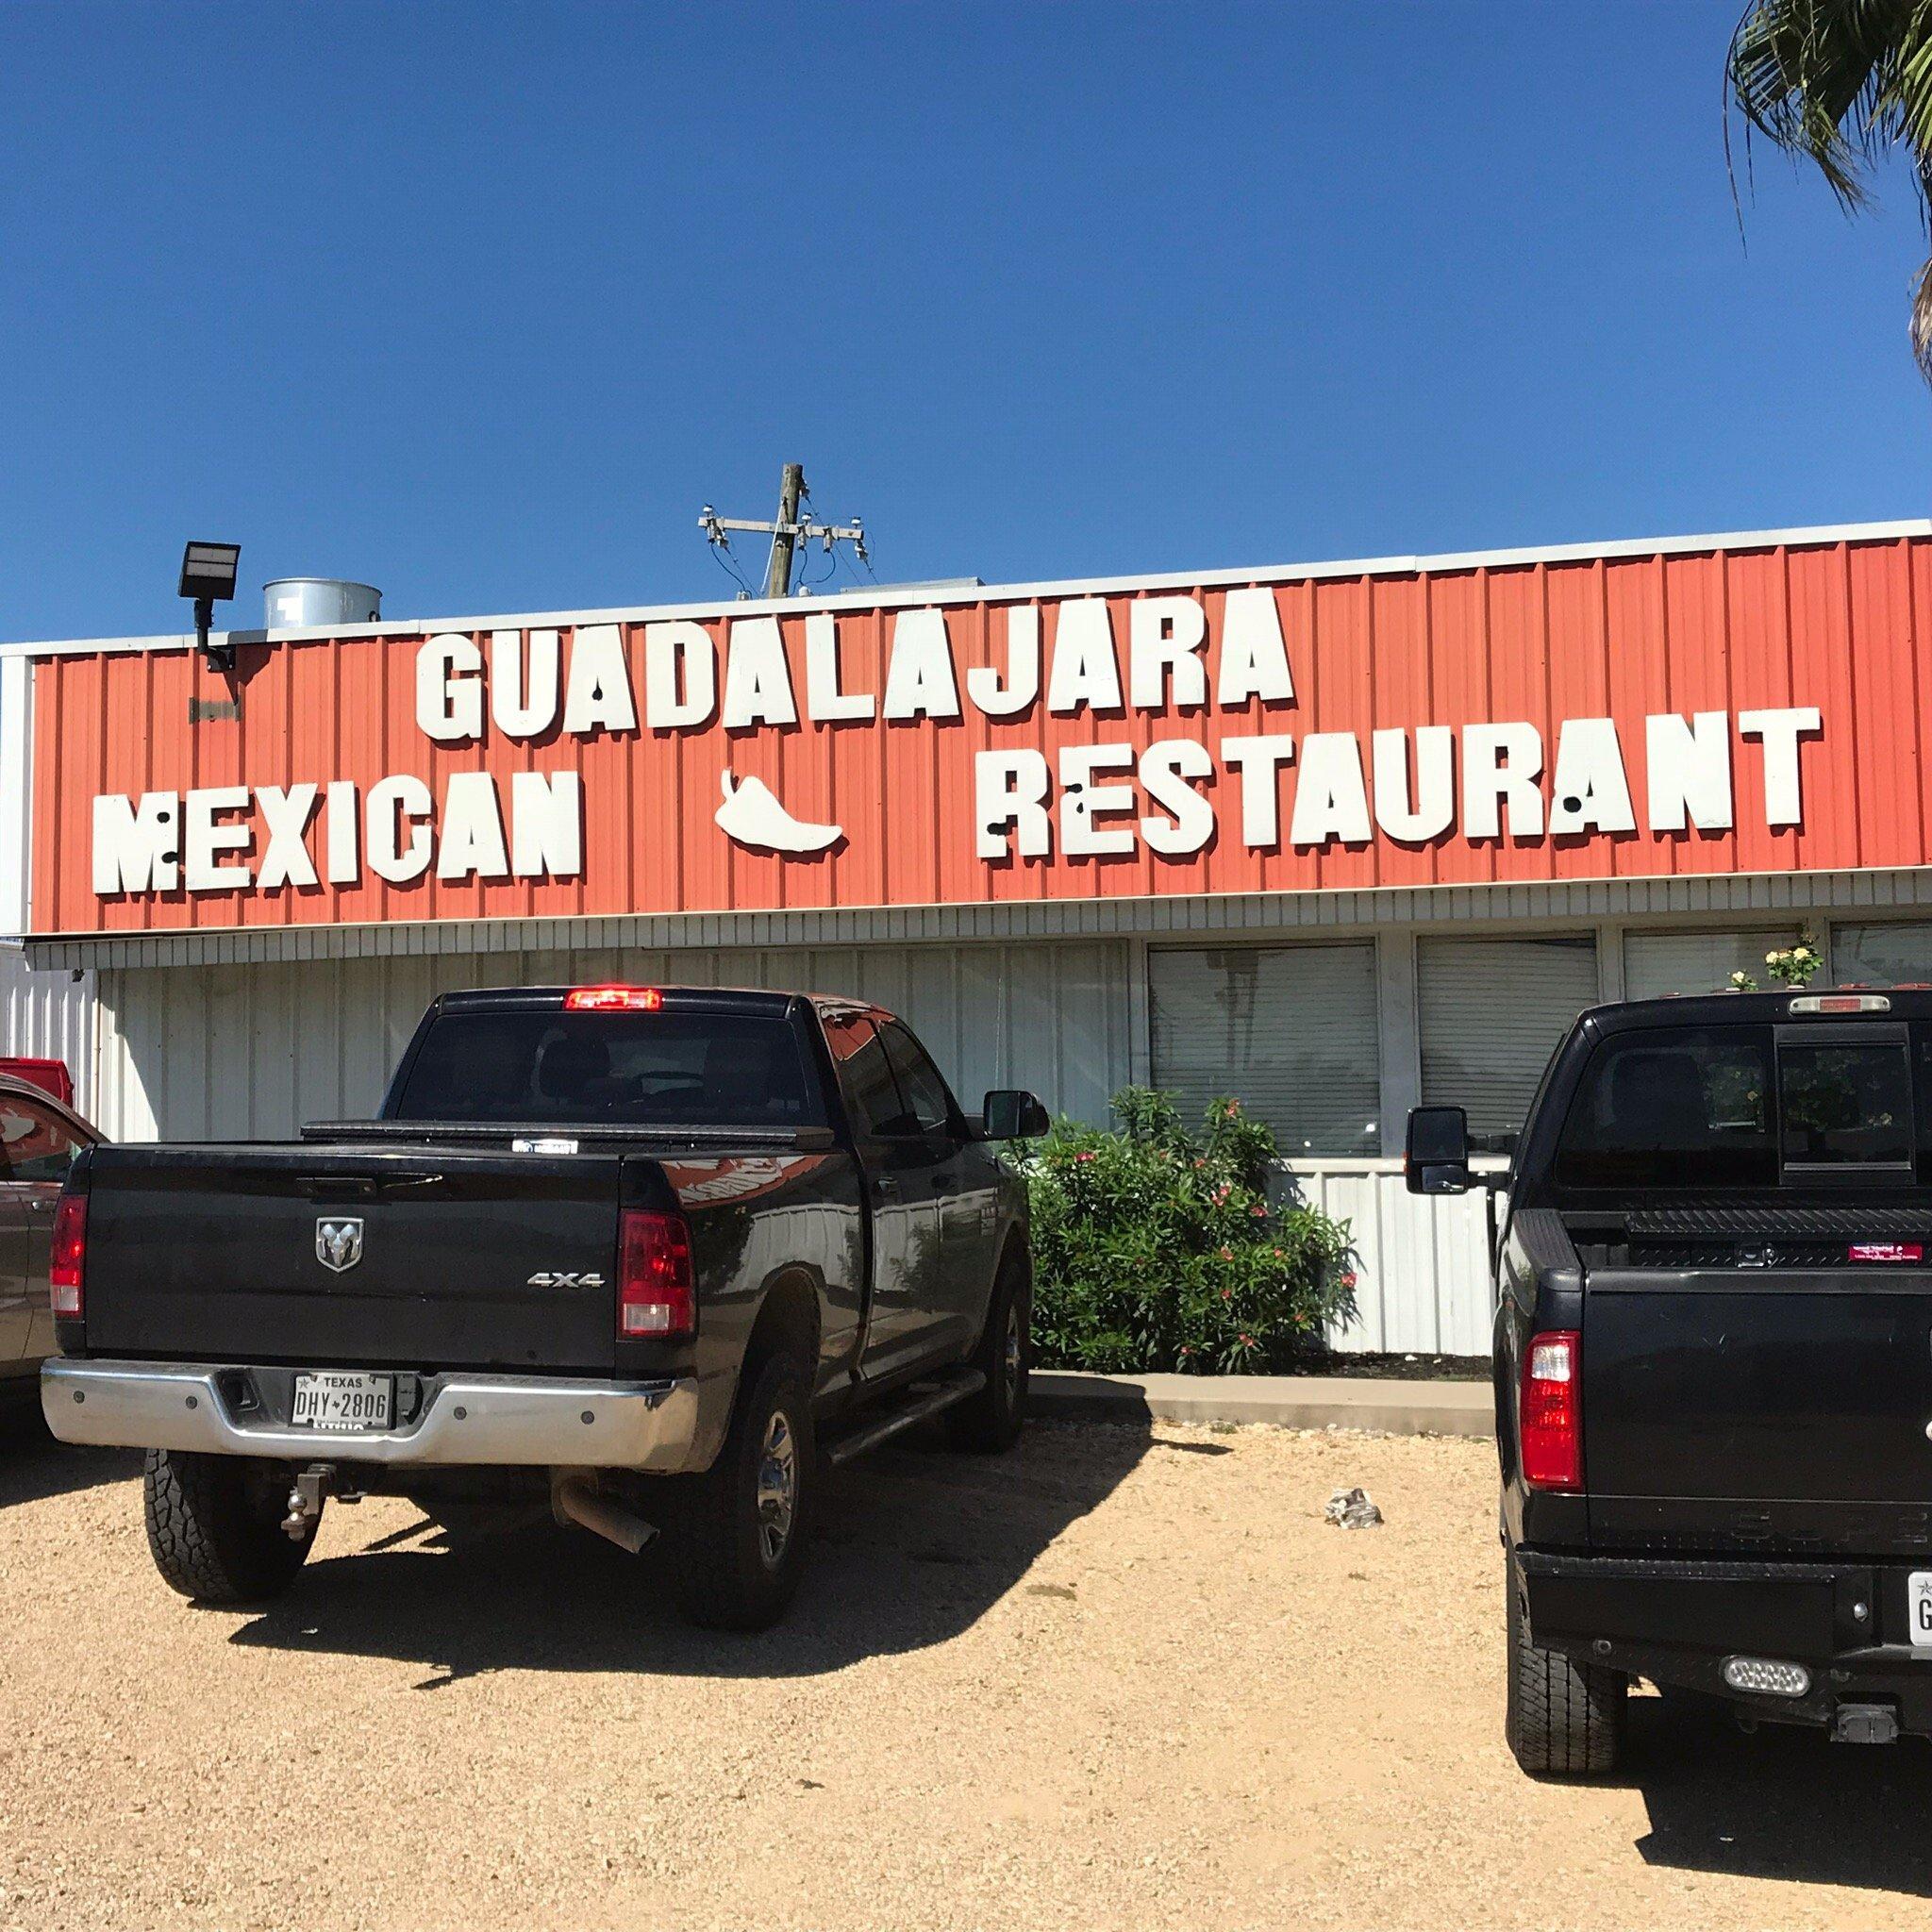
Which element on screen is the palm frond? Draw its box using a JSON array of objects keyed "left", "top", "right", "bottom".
[{"left": 1729, "top": 0, "right": 1932, "bottom": 375}]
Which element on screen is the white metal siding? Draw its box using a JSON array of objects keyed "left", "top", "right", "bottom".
[
  {"left": 1278, "top": 1159, "right": 1498, "bottom": 1357},
  {"left": 0, "top": 943, "right": 96, "bottom": 1113},
  {"left": 93, "top": 939, "right": 1137, "bottom": 1145}
]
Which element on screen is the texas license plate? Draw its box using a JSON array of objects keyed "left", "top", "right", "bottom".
[
  {"left": 1909, "top": 1573, "right": 1932, "bottom": 1649},
  {"left": 291, "top": 1371, "right": 392, "bottom": 1432}
]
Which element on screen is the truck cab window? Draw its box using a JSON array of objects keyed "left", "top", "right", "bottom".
[
  {"left": 1779, "top": 1038, "right": 1913, "bottom": 1170},
  {"left": 1554, "top": 1025, "right": 1775, "bottom": 1191},
  {"left": 391, "top": 1011, "right": 824, "bottom": 1127},
  {"left": 822, "top": 1013, "right": 912, "bottom": 1138},
  {"left": 879, "top": 1024, "right": 954, "bottom": 1135},
  {"left": 0, "top": 1098, "right": 84, "bottom": 1183}
]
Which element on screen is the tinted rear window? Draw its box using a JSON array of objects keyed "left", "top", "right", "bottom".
[
  {"left": 1556, "top": 1020, "right": 1926, "bottom": 1191},
  {"left": 1780, "top": 1038, "right": 1912, "bottom": 1169},
  {"left": 1555, "top": 1026, "right": 1775, "bottom": 1191},
  {"left": 389, "top": 1011, "right": 824, "bottom": 1127}
]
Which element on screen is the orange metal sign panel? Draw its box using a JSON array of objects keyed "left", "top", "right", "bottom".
[{"left": 27, "top": 532, "right": 1932, "bottom": 938}]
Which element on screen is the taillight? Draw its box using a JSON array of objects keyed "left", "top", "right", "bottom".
[
  {"left": 48, "top": 1191, "right": 87, "bottom": 1320},
  {"left": 1520, "top": 1329, "right": 1581, "bottom": 1491},
  {"left": 566, "top": 986, "right": 663, "bottom": 1012},
  {"left": 617, "top": 1208, "right": 694, "bottom": 1338}
]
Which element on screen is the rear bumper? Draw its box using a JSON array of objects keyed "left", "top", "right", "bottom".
[
  {"left": 42, "top": 1358, "right": 704, "bottom": 1473},
  {"left": 1522, "top": 1547, "right": 1932, "bottom": 1733}
]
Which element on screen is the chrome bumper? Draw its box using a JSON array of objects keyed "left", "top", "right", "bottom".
[{"left": 42, "top": 1359, "right": 703, "bottom": 1472}]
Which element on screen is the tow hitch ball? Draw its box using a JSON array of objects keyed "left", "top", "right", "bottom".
[{"left": 281, "top": 1463, "right": 361, "bottom": 1540}]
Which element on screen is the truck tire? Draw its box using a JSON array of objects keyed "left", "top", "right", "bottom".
[
  {"left": 670, "top": 1351, "right": 816, "bottom": 1632},
  {"left": 142, "top": 1450, "right": 317, "bottom": 1605},
  {"left": 1505, "top": 1546, "right": 1624, "bottom": 1776},
  {"left": 947, "top": 1251, "right": 1029, "bottom": 1454}
]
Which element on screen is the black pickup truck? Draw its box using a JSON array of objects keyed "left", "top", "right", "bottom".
[
  {"left": 42, "top": 984, "right": 1046, "bottom": 1630},
  {"left": 1409, "top": 984, "right": 1932, "bottom": 1774}
]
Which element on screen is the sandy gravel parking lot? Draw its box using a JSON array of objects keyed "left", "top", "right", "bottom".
[{"left": 4, "top": 1411, "right": 1932, "bottom": 1932}]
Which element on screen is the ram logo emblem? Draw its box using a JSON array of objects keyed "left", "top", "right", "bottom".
[{"left": 315, "top": 1216, "right": 365, "bottom": 1274}]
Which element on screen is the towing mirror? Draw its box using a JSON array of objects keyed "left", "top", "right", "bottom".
[
  {"left": 1405, "top": 1106, "right": 1472, "bottom": 1195},
  {"left": 982, "top": 1089, "right": 1050, "bottom": 1141}
]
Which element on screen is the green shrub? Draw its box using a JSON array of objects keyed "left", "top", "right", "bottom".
[{"left": 1024, "top": 1086, "right": 1355, "bottom": 1374}]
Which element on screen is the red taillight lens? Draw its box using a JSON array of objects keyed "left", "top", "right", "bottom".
[
  {"left": 565, "top": 986, "right": 663, "bottom": 1012},
  {"left": 48, "top": 1192, "right": 87, "bottom": 1320},
  {"left": 1520, "top": 1329, "right": 1581, "bottom": 1491},
  {"left": 618, "top": 1209, "right": 693, "bottom": 1338}
]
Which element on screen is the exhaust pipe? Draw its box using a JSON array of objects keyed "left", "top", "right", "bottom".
[{"left": 551, "top": 1474, "right": 658, "bottom": 1554}]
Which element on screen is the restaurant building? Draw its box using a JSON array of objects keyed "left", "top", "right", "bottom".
[{"left": 7, "top": 517, "right": 1932, "bottom": 1353}]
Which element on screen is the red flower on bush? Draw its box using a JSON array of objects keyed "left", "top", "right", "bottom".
[
  {"left": 1221, "top": 1287, "right": 1232, "bottom": 1300},
  {"left": 1218, "top": 1246, "right": 1233, "bottom": 1261},
  {"left": 1250, "top": 1204, "right": 1266, "bottom": 1219},
  {"left": 1074, "top": 1151, "right": 1097, "bottom": 1164},
  {"left": 1341, "top": 1270, "right": 1357, "bottom": 1289}
]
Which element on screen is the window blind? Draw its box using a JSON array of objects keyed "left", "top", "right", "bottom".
[
  {"left": 1623, "top": 928, "right": 1798, "bottom": 1002},
  {"left": 1417, "top": 935, "right": 1599, "bottom": 1139},
  {"left": 1148, "top": 942, "right": 1380, "bottom": 1156},
  {"left": 1832, "top": 922, "right": 1932, "bottom": 986}
]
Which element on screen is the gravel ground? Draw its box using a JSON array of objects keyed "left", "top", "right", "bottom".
[{"left": 5, "top": 1411, "right": 1932, "bottom": 1931}]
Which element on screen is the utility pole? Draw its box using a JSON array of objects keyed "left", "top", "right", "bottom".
[
  {"left": 699, "top": 465, "right": 868, "bottom": 599},
  {"left": 766, "top": 462, "right": 805, "bottom": 599}
]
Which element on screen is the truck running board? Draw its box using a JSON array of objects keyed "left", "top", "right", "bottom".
[{"left": 824, "top": 1370, "right": 988, "bottom": 1467}]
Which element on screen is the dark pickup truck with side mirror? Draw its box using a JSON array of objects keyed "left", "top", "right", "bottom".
[
  {"left": 1411, "top": 985, "right": 1932, "bottom": 1774},
  {"left": 42, "top": 985, "right": 1046, "bottom": 1630}
]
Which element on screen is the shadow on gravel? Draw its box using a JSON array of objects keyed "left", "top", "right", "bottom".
[
  {"left": 225, "top": 1418, "right": 1150, "bottom": 1687},
  {"left": 1630, "top": 1694, "right": 1932, "bottom": 1897},
  {"left": 0, "top": 1404, "right": 142, "bottom": 1509}
]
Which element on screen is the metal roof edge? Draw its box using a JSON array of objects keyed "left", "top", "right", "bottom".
[
  {"left": 35, "top": 861, "right": 1932, "bottom": 971},
  {"left": 8, "top": 518, "right": 1929, "bottom": 660}
]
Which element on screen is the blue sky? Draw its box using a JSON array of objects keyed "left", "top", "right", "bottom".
[{"left": 1, "top": 1, "right": 1926, "bottom": 641}]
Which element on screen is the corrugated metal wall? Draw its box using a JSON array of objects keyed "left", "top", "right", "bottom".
[
  {"left": 1279, "top": 1160, "right": 1497, "bottom": 1357},
  {"left": 36, "top": 531, "right": 1932, "bottom": 940},
  {"left": 0, "top": 942, "right": 96, "bottom": 1111},
  {"left": 92, "top": 937, "right": 1136, "bottom": 1143}
]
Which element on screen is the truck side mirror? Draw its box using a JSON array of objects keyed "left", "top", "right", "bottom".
[
  {"left": 1405, "top": 1105, "right": 1471, "bottom": 1195},
  {"left": 982, "top": 1089, "right": 1050, "bottom": 1141}
]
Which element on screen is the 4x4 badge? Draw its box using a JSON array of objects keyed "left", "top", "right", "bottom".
[{"left": 315, "top": 1216, "right": 365, "bottom": 1273}]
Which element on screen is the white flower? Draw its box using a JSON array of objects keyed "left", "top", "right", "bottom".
[
  {"left": 1794, "top": 946, "right": 1812, "bottom": 960},
  {"left": 1765, "top": 952, "right": 1779, "bottom": 965}
]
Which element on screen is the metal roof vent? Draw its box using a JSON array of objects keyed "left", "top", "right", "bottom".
[{"left": 262, "top": 578, "right": 381, "bottom": 630}]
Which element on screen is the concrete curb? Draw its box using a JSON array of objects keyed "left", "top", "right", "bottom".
[{"left": 1029, "top": 1369, "right": 1493, "bottom": 1438}]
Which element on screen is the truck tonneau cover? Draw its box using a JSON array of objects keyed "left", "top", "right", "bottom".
[{"left": 299, "top": 1119, "right": 834, "bottom": 1149}]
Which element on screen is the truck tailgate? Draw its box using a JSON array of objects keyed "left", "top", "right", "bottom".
[
  {"left": 1586, "top": 1251, "right": 1932, "bottom": 1556},
  {"left": 81, "top": 1143, "right": 628, "bottom": 1373}
]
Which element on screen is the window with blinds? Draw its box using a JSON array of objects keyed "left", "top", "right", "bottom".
[
  {"left": 1148, "top": 943, "right": 1381, "bottom": 1156},
  {"left": 1832, "top": 922, "right": 1932, "bottom": 986},
  {"left": 1623, "top": 928, "right": 1798, "bottom": 1002},
  {"left": 1417, "top": 935, "right": 1599, "bottom": 1141}
]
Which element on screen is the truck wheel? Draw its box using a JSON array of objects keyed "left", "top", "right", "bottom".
[
  {"left": 142, "top": 1450, "right": 317, "bottom": 1605},
  {"left": 947, "top": 1253, "right": 1029, "bottom": 1454},
  {"left": 1505, "top": 1547, "right": 1624, "bottom": 1776},
  {"left": 670, "top": 1351, "right": 815, "bottom": 1632}
]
